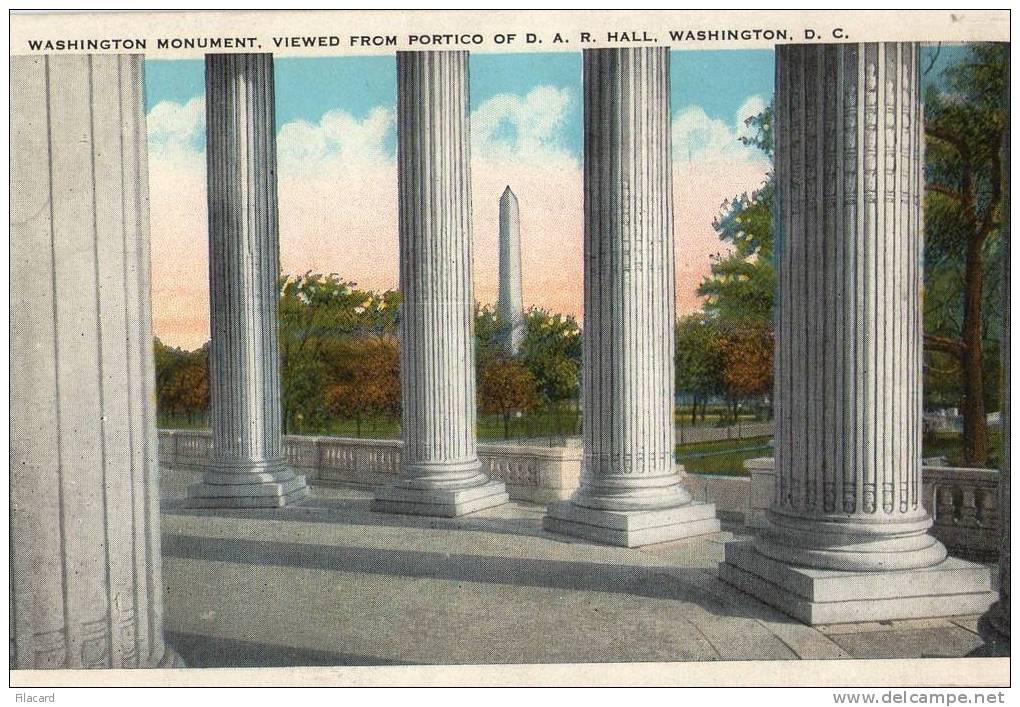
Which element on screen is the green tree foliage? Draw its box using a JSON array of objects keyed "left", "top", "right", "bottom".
[
  {"left": 154, "top": 338, "right": 210, "bottom": 425},
  {"left": 923, "top": 43, "right": 1008, "bottom": 466},
  {"left": 277, "top": 272, "right": 399, "bottom": 433},
  {"left": 681, "top": 102, "right": 776, "bottom": 419},
  {"left": 698, "top": 101, "right": 775, "bottom": 326},
  {"left": 518, "top": 308, "right": 582, "bottom": 404},
  {"left": 475, "top": 304, "right": 582, "bottom": 406},
  {"left": 699, "top": 186, "right": 775, "bottom": 325},
  {"left": 674, "top": 313, "right": 724, "bottom": 424}
]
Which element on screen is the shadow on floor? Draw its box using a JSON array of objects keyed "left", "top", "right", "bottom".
[
  {"left": 163, "top": 493, "right": 553, "bottom": 540},
  {"left": 162, "top": 531, "right": 769, "bottom": 623},
  {"left": 166, "top": 631, "right": 411, "bottom": 668}
]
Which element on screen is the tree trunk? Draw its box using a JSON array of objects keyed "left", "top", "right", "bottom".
[
  {"left": 356, "top": 417, "right": 362, "bottom": 438},
  {"left": 961, "top": 233, "right": 988, "bottom": 466},
  {"left": 503, "top": 412, "right": 510, "bottom": 439}
]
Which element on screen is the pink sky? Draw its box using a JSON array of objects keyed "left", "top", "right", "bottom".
[{"left": 147, "top": 93, "right": 770, "bottom": 350}]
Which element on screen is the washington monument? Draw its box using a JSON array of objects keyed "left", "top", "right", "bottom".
[{"left": 497, "top": 185, "right": 525, "bottom": 356}]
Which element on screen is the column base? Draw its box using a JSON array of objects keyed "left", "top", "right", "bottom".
[
  {"left": 719, "top": 539, "right": 997, "bottom": 625},
  {"left": 372, "top": 479, "right": 509, "bottom": 518},
  {"left": 185, "top": 464, "right": 310, "bottom": 509},
  {"left": 543, "top": 500, "right": 720, "bottom": 548}
]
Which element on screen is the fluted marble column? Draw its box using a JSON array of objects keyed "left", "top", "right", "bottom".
[
  {"left": 498, "top": 185, "right": 526, "bottom": 356},
  {"left": 543, "top": 47, "right": 719, "bottom": 547},
  {"left": 372, "top": 51, "right": 508, "bottom": 517},
  {"left": 186, "top": 53, "right": 309, "bottom": 508},
  {"left": 721, "top": 43, "right": 996, "bottom": 624},
  {"left": 11, "top": 54, "right": 179, "bottom": 668}
]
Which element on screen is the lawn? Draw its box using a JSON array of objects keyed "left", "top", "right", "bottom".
[
  {"left": 675, "top": 436, "right": 773, "bottom": 477},
  {"left": 922, "top": 429, "right": 1003, "bottom": 469},
  {"left": 160, "top": 407, "right": 582, "bottom": 443}
]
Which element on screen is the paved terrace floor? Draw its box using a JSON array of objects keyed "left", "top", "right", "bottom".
[{"left": 159, "top": 471, "right": 1000, "bottom": 668}]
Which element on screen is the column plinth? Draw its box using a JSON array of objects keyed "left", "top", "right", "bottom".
[
  {"left": 372, "top": 50, "right": 508, "bottom": 518},
  {"left": 720, "top": 43, "right": 995, "bottom": 624},
  {"left": 542, "top": 47, "right": 719, "bottom": 547},
  {"left": 186, "top": 53, "right": 308, "bottom": 509},
  {"left": 11, "top": 54, "right": 179, "bottom": 668}
]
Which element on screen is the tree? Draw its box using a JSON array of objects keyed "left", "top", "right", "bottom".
[
  {"left": 478, "top": 357, "right": 539, "bottom": 439},
  {"left": 518, "top": 308, "right": 582, "bottom": 405},
  {"left": 278, "top": 272, "right": 400, "bottom": 433},
  {"left": 325, "top": 336, "right": 400, "bottom": 437},
  {"left": 476, "top": 304, "right": 582, "bottom": 407},
  {"left": 155, "top": 337, "right": 187, "bottom": 416},
  {"left": 674, "top": 313, "right": 724, "bottom": 424},
  {"left": 163, "top": 355, "right": 209, "bottom": 424},
  {"left": 674, "top": 103, "right": 777, "bottom": 428},
  {"left": 923, "top": 43, "right": 1008, "bottom": 466},
  {"left": 717, "top": 320, "right": 774, "bottom": 420},
  {"left": 153, "top": 339, "right": 210, "bottom": 425},
  {"left": 699, "top": 185, "right": 775, "bottom": 325},
  {"left": 698, "top": 102, "right": 775, "bottom": 327}
]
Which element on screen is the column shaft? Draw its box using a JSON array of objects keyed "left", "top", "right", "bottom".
[
  {"left": 373, "top": 50, "right": 507, "bottom": 517},
  {"left": 757, "top": 42, "right": 943, "bottom": 571},
  {"left": 544, "top": 47, "right": 719, "bottom": 547},
  {"left": 186, "top": 53, "right": 308, "bottom": 508},
  {"left": 10, "top": 54, "right": 177, "bottom": 668},
  {"left": 720, "top": 43, "right": 995, "bottom": 625}
]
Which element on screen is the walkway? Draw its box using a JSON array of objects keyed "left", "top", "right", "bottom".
[{"left": 159, "top": 476, "right": 995, "bottom": 667}]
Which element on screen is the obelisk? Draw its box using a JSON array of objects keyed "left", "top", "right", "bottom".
[{"left": 497, "top": 186, "right": 526, "bottom": 356}]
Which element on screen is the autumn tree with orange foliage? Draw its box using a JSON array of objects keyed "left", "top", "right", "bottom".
[
  {"left": 716, "top": 322, "right": 774, "bottom": 420},
  {"left": 325, "top": 336, "right": 400, "bottom": 438},
  {"left": 478, "top": 357, "right": 540, "bottom": 439}
]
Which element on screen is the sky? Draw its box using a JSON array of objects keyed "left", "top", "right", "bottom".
[{"left": 144, "top": 49, "right": 778, "bottom": 349}]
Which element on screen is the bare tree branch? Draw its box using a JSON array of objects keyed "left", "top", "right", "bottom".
[
  {"left": 922, "top": 43, "right": 943, "bottom": 77},
  {"left": 924, "top": 333, "right": 967, "bottom": 357}
]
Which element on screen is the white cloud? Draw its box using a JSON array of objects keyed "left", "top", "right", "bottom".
[
  {"left": 672, "top": 95, "right": 769, "bottom": 165},
  {"left": 146, "top": 96, "right": 205, "bottom": 164},
  {"left": 471, "top": 85, "right": 575, "bottom": 164},
  {"left": 277, "top": 106, "right": 394, "bottom": 172}
]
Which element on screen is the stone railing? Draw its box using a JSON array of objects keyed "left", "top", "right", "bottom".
[
  {"left": 925, "top": 465, "right": 1001, "bottom": 560},
  {"left": 158, "top": 429, "right": 582, "bottom": 504},
  {"left": 744, "top": 457, "right": 1001, "bottom": 559},
  {"left": 675, "top": 420, "right": 774, "bottom": 445}
]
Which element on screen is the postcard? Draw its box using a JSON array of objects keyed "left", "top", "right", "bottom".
[{"left": 8, "top": 9, "right": 1012, "bottom": 691}]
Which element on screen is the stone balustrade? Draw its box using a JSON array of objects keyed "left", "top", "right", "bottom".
[
  {"left": 926, "top": 465, "right": 1002, "bottom": 560},
  {"left": 159, "top": 430, "right": 582, "bottom": 504},
  {"left": 745, "top": 457, "right": 1001, "bottom": 559},
  {"left": 158, "top": 429, "right": 1001, "bottom": 559},
  {"left": 675, "top": 421, "right": 775, "bottom": 445}
]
